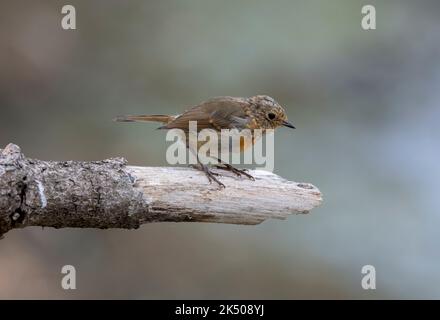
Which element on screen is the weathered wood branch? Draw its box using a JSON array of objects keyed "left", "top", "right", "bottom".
[{"left": 0, "top": 143, "right": 322, "bottom": 238}]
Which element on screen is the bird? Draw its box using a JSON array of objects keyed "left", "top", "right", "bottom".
[{"left": 115, "top": 95, "right": 295, "bottom": 188}]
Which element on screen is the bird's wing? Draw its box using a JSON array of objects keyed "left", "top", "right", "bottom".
[{"left": 160, "top": 97, "right": 250, "bottom": 131}]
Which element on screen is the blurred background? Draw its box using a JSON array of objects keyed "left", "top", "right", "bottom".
[{"left": 1, "top": 0, "right": 439, "bottom": 299}]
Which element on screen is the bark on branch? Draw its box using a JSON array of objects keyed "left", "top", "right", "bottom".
[{"left": 0, "top": 143, "right": 322, "bottom": 238}]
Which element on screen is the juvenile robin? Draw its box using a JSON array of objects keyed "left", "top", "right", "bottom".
[{"left": 115, "top": 95, "right": 295, "bottom": 188}]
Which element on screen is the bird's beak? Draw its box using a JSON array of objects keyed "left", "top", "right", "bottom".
[{"left": 282, "top": 120, "right": 295, "bottom": 129}]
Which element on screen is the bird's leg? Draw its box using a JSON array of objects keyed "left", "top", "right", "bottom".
[
  {"left": 215, "top": 158, "right": 255, "bottom": 181},
  {"left": 190, "top": 151, "right": 225, "bottom": 188},
  {"left": 199, "top": 163, "right": 225, "bottom": 188},
  {"left": 189, "top": 164, "right": 220, "bottom": 176}
]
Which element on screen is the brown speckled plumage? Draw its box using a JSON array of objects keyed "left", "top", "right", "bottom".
[{"left": 115, "top": 95, "right": 295, "bottom": 187}]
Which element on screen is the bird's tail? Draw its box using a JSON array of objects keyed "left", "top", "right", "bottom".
[{"left": 114, "top": 114, "right": 174, "bottom": 124}]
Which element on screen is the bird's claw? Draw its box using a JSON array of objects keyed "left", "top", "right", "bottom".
[
  {"left": 194, "top": 164, "right": 225, "bottom": 188},
  {"left": 215, "top": 165, "right": 255, "bottom": 181},
  {"left": 206, "top": 172, "right": 225, "bottom": 188}
]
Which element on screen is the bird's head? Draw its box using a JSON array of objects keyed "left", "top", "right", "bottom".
[{"left": 248, "top": 95, "right": 295, "bottom": 130}]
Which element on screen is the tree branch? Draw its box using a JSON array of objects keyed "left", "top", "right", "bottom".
[{"left": 0, "top": 143, "right": 322, "bottom": 238}]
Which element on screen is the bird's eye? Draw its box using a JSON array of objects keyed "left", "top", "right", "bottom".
[{"left": 267, "top": 112, "right": 276, "bottom": 120}]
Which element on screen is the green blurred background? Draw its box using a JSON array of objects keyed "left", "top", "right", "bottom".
[{"left": 1, "top": 0, "right": 439, "bottom": 299}]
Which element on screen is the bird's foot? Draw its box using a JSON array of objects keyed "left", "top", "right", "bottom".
[
  {"left": 215, "top": 164, "right": 255, "bottom": 181},
  {"left": 191, "top": 164, "right": 225, "bottom": 188}
]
